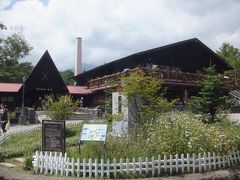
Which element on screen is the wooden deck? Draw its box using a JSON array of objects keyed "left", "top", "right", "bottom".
[{"left": 87, "top": 67, "right": 239, "bottom": 90}]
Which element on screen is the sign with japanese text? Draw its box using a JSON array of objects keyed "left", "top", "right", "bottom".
[{"left": 80, "top": 124, "right": 107, "bottom": 141}]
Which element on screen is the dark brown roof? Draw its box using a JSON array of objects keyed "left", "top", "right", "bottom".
[{"left": 74, "top": 38, "right": 232, "bottom": 86}]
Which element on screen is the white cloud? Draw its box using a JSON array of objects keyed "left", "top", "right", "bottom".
[
  {"left": 1, "top": 0, "right": 240, "bottom": 71},
  {"left": 0, "top": 0, "right": 11, "bottom": 9}
]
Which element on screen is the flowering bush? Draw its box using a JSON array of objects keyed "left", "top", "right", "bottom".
[{"left": 101, "top": 112, "right": 240, "bottom": 159}]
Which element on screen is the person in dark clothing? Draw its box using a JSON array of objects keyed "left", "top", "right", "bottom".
[{"left": 0, "top": 103, "right": 9, "bottom": 133}]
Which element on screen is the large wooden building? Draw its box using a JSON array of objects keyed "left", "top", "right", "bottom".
[
  {"left": 73, "top": 38, "right": 236, "bottom": 107},
  {"left": 0, "top": 38, "right": 237, "bottom": 111}
]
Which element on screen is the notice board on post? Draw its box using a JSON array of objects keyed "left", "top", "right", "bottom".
[
  {"left": 42, "top": 120, "right": 65, "bottom": 153},
  {"left": 80, "top": 124, "right": 107, "bottom": 142}
]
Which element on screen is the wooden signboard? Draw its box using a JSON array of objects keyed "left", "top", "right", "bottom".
[{"left": 42, "top": 120, "right": 65, "bottom": 153}]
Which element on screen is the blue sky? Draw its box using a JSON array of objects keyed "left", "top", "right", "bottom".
[
  {"left": 1, "top": 0, "right": 240, "bottom": 71},
  {"left": 4, "top": 0, "right": 49, "bottom": 10}
]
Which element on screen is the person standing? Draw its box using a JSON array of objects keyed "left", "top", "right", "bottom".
[
  {"left": 0, "top": 103, "right": 9, "bottom": 133},
  {"left": 80, "top": 97, "right": 83, "bottom": 108}
]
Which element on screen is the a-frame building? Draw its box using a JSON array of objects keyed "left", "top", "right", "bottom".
[{"left": 19, "top": 51, "right": 69, "bottom": 107}]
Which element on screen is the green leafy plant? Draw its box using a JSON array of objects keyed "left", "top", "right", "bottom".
[
  {"left": 23, "top": 155, "right": 33, "bottom": 170},
  {"left": 120, "top": 69, "right": 174, "bottom": 124},
  {"left": 217, "top": 42, "right": 240, "bottom": 78},
  {"left": 45, "top": 95, "right": 78, "bottom": 120},
  {"left": 0, "top": 24, "right": 33, "bottom": 82},
  {"left": 189, "top": 66, "right": 227, "bottom": 123}
]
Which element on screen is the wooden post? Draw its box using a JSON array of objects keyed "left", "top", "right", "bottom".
[
  {"left": 208, "top": 152, "right": 211, "bottom": 171},
  {"left": 55, "top": 152, "right": 58, "bottom": 175},
  {"left": 213, "top": 152, "right": 216, "bottom": 170},
  {"left": 107, "top": 159, "right": 110, "bottom": 178},
  {"left": 77, "top": 158, "right": 80, "bottom": 177},
  {"left": 95, "top": 159, "right": 98, "bottom": 178},
  {"left": 83, "top": 159, "right": 86, "bottom": 178},
  {"left": 192, "top": 154, "right": 196, "bottom": 173},
  {"left": 169, "top": 155, "right": 173, "bottom": 175},
  {"left": 113, "top": 158, "right": 117, "bottom": 178},
  {"left": 120, "top": 158, "right": 123, "bottom": 175},
  {"left": 164, "top": 155, "right": 167, "bottom": 173},
  {"left": 181, "top": 154, "right": 184, "bottom": 173},
  {"left": 198, "top": 153, "right": 201, "bottom": 173},
  {"left": 34, "top": 151, "right": 39, "bottom": 174},
  {"left": 89, "top": 158, "right": 92, "bottom": 178},
  {"left": 126, "top": 158, "right": 130, "bottom": 176},
  {"left": 175, "top": 154, "right": 178, "bottom": 174},
  {"left": 146, "top": 157, "right": 149, "bottom": 174},
  {"left": 71, "top": 157, "right": 75, "bottom": 176},
  {"left": 78, "top": 140, "right": 81, "bottom": 158},
  {"left": 101, "top": 158, "right": 104, "bottom": 178},
  {"left": 139, "top": 157, "right": 142, "bottom": 175},
  {"left": 203, "top": 153, "right": 206, "bottom": 171},
  {"left": 66, "top": 157, "right": 69, "bottom": 176},
  {"left": 184, "top": 89, "right": 188, "bottom": 104},
  {"left": 158, "top": 155, "right": 161, "bottom": 176},
  {"left": 152, "top": 157, "right": 155, "bottom": 176},
  {"left": 187, "top": 153, "right": 190, "bottom": 172},
  {"left": 45, "top": 152, "right": 48, "bottom": 174}
]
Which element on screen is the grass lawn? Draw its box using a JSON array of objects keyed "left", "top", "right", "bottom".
[{"left": 0, "top": 123, "right": 82, "bottom": 160}]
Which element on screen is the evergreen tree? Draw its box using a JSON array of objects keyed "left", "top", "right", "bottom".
[{"left": 190, "top": 66, "right": 227, "bottom": 123}]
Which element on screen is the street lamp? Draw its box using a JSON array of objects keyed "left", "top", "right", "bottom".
[{"left": 19, "top": 76, "right": 27, "bottom": 125}]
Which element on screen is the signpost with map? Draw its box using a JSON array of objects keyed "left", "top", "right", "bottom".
[
  {"left": 80, "top": 124, "right": 107, "bottom": 141},
  {"left": 79, "top": 124, "right": 107, "bottom": 156}
]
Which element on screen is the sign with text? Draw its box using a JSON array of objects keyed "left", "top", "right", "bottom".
[
  {"left": 42, "top": 120, "right": 65, "bottom": 153},
  {"left": 80, "top": 124, "right": 107, "bottom": 141}
]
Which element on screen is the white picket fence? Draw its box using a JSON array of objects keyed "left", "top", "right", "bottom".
[{"left": 33, "top": 150, "right": 240, "bottom": 178}]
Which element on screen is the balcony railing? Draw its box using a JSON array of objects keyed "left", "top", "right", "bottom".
[{"left": 87, "top": 67, "right": 239, "bottom": 89}]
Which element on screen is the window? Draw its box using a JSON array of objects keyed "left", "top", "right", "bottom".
[{"left": 1, "top": 96, "right": 14, "bottom": 102}]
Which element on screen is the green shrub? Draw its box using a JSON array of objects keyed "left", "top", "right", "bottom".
[
  {"left": 83, "top": 112, "right": 240, "bottom": 159},
  {"left": 23, "top": 155, "right": 33, "bottom": 170},
  {"left": 45, "top": 95, "right": 78, "bottom": 120}
]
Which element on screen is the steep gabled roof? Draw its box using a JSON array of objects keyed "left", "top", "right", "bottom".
[
  {"left": 23, "top": 51, "right": 68, "bottom": 93},
  {"left": 74, "top": 38, "right": 232, "bottom": 85}
]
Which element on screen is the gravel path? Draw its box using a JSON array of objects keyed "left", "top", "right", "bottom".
[{"left": 1, "top": 166, "right": 240, "bottom": 180}]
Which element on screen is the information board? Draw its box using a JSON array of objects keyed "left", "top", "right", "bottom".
[
  {"left": 80, "top": 124, "right": 107, "bottom": 141},
  {"left": 42, "top": 120, "right": 65, "bottom": 153}
]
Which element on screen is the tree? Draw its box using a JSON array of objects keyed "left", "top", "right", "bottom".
[
  {"left": 0, "top": 24, "right": 33, "bottom": 82},
  {"left": 60, "top": 69, "right": 74, "bottom": 85},
  {"left": 190, "top": 66, "right": 227, "bottom": 123},
  {"left": 217, "top": 43, "right": 240, "bottom": 78},
  {"left": 120, "top": 69, "right": 174, "bottom": 124}
]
